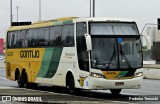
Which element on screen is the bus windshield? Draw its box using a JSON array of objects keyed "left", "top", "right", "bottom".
[
  {"left": 90, "top": 22, "right": 142, "bottom": 70},
  {"left": 90, "top": 22, "right": 139, "bottom": 35}
]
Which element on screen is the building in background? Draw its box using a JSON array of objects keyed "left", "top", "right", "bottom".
[
  {"left": 145, "top": 26, "right": 160, "bottom": 63},
  {"left": 0, "top": 38, "right": 4, "bottom": 56}
]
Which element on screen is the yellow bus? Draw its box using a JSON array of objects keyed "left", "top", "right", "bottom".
[{"left": 6, "top": 17, "right": 143, "bottom": 94}]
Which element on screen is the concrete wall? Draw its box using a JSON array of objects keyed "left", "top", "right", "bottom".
[
  {"left": 143, "top": 64, "right": 160, "bottom": 80},
  {"left": 143, "top": 68, "right": 160, "bottom": 80}
]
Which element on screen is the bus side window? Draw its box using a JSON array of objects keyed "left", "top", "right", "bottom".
[
  {"left": 61, "top": 24, "right": 74, "bottom": 47},
  {"left": 38, "top": 27, "right": 49, "bottom": 46},
  {"left": 28, "top": 29, "right": 39, "bottom": 47},
  {"left": 10, "top": 32, "right": 15, "bottom": 48},
  {"left": 7, "top": 32, "right": 11, "bottom": 48},
  {"left": 12, "top": 31, "right": 17, "bottom": 48},
  {"left": 16, "top": 31, "right": 22, "bottom": 48},
  {"left": 49, "top": 27, "right": 56, "bottom": 46},
  {"left": 49, "top": 26, "right": 62, "bottom": 47},
  {"left": 55, "top": 26, "right": 62, "bottom": 46},
  {"left": 22, "top": 30, "right": 29, "bottom": 48}
]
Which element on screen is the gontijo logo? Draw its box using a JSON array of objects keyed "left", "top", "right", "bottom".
[{"left": 20, "top": 50, "right": 40, "bottom": 58}]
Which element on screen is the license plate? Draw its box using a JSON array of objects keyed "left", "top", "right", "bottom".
[{"left": 115, "top": 82, "right": 124, "bottom": 86}]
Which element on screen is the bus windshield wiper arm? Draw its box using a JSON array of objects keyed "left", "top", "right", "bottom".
[
  {"left": 119, "top": 44, "right": 132, "bottom": 69},
  {"left": 108, "top": 46, "right": 116, "bottom": 69}
]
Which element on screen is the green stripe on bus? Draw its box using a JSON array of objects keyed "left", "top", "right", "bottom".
[
  {"left": 63, "top": 20, "right": 73, "bottom": 24},
  {"left": 37, "top": 47, "right": 63, "bottom": 78},
  {"left": 37, "top": 48, "right": 53, "bottom": 77},
  {"left": 44, "top": 47, "right": 63, "bottom": 78},
  {"left": 54, "top": 21, "right": 63, "bottom": 25},
  {"left": 117, "top": 71, "right": 128, "bottom": 78}
]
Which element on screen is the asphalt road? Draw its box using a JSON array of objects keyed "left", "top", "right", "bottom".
[{"left": 0, "top": 67, "right": 160, "bottom": 104}]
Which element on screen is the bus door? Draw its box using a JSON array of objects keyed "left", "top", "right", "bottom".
[{"left": 76, "top": 22, "right": 90, "bottom": 89}]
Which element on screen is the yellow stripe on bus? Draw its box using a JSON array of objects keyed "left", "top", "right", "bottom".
[{"left": 102, "top": 71, "right": 120, "bottom": 79}]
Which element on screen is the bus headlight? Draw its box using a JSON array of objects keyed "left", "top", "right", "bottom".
[
  {"left": 90, "top": 72, "right": 105, "bottom": 78},
  {"left": 134, "top": 72, "right": 143, "bottom": 78}
]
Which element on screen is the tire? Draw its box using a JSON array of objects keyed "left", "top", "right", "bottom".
[
  {"left": 22, "top": 71, "right": 29, "bottom": 88},
  {"left": 17, "top": 75, "right": 24, "bottom": 88},
  {"left": 110, "top": 89, "right": 121, "bottom": 95},
  {"left": 66, "top": 75, "right": 75, "bottom": 94},
  {"left": 22, "top": 71, "right": 38, "bottom": 89}
]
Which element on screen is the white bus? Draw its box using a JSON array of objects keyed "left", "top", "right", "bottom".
[{"left": 6, "top": 17, "right": 143, "bottom": 95}]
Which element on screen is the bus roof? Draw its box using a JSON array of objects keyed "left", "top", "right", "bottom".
[
  {"left": 75, "top": 17, "right": 134, "bottom": 22},
  {"left": 7, "top": 17, "right": 134, "bottom": 32},
  {"left": 7, "top": 17, "right": 78, "bottom": 31}
]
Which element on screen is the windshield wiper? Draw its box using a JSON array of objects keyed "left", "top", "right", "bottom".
[
  {"left": 119, "top": 44, "right": 132, "bottom": 69},
  {"left": 107, "top": 45, "right": 116, "bottom": 69}
]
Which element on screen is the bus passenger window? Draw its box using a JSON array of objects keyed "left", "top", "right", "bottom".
[
  {"left": 49, "top": 26, "right": 62, "bottom": 47},
  {"left": 62, "top": 24, "right": 74, "bottom": 47},
  {"left": 7, "top": 32, "right": 12, "bottom": 48},
  {"left": 16, "top": 31, "right": 22, "bottom": 48},
  {"left": 13, "top": 31, "right": 18, "bottom": 48},
  {"left": 21, "top": 30, "right": 29, "bottom": 48},
  {"left": 38, "top": 27, "right": 49, "bottom": 46},
  {"left": 28, "top": 29, "right": 39, "bottom": 47}
]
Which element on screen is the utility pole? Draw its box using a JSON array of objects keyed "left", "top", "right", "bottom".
[
  {"left": 16, "top": 6, "right": 19, "bottom": 22},
  {"left": 39, "top": 0, "right": 41, "bottom": 21},
  {"left": 93, "top": 0, "right": 95, "bottom": 17},
  {"left": 90, "top": 0, "right": 91, "bottom": 17},
  {"left": 10, "top": 0, "right": 12, "bottom": 26}
]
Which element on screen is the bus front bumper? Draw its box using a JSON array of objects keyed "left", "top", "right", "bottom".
[{"left": 89, "top": 77, "right": 142, "bottom": 90}]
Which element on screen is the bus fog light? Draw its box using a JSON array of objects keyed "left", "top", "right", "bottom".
[{"left": 134, "top": 72, "right": 143, "bottom": 78}]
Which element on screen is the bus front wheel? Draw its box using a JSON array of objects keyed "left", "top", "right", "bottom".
[
  {"left": 66, "top": 74, "right": 75, "bottom": 94},
  {"left": 110, "top": 89, "right": 122, "bottom": 95}
]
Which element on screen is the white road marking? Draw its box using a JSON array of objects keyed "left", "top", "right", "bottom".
[{"left": 0, "top": 77, "right": 9, "bottom": 80}]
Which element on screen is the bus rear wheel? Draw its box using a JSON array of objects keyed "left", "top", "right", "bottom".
[
  {"left": 22, "top": 71, "right": 29, "bottom": 88},
  {"left": 21, "top": 71, "right": 38, "bottom": 89},
  {"left": 17, "top": 75, "right": 24, "bottom": 88},
  {"left": 110, "top": 89, "right": 121, "bottom": 95}
]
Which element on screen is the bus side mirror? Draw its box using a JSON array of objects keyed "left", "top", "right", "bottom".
[
  {"left": 141, "top": 35, "right": 151, "bottom": 50},
  {"left": 84, "top": 33, "right": 92, "bottom": 51}
]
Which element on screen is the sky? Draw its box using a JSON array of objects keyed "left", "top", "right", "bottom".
[{"left": 0, "top": 0, "right": 160, "bottom": 39}]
